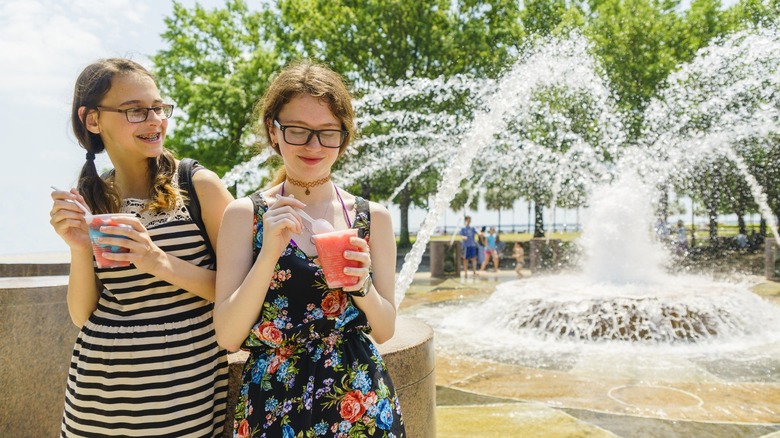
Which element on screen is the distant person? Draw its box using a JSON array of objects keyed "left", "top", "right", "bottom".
[
  {"left": 675, "top": 220, "right": 688, "bottom": 255},
  {"left": 460, "top": 215, "right": 479, "bottom": 277},
  {"left": 749, "top": 229, "right": 760, "bottom": 250},
  {"left": 481, "top": 226, "right": 500, "bottom": 272},
  {"left": 513, "top": 242, "right": 526, "bottom": 277},
  {"left": 655, "top": 217, "right": 670, "bottom": 242},
  {"left": 48, "top": 58, "right": 233, "bottom": 436},
  {"left": 476, "top": 226, "right": 487, "bottom": 267},
  {"left": 736, "top": 232, "right": 748, "bottom": 249}
]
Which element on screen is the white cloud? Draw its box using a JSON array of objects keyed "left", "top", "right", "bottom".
[
  {"left": 0, "top": 0, "right": 151, "bottom": 108},
  {"left": 0, "top": 0, "right": 161, "bottom": 256}
]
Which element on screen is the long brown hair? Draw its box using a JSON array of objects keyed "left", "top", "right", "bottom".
[
  {"left": 253, "top": 60, "right": 356, "bottom": 186},
  {"left": 72, "top": 58, "right": 178, "bottom": 214}
]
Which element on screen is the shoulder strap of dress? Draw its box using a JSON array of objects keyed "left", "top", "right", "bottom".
[
  {"left": 354, "top": 197, "right": 371, "bottom": 240},
  {"left": 249, "top": 191, "right": 268, "bottom": 260},
  {"left": 249, "top": 191, "right": 267, "bottom": 215}
]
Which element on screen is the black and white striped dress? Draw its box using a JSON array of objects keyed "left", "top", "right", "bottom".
[{"left": 61, "top": 197, "right": 228, "bottom": 437}]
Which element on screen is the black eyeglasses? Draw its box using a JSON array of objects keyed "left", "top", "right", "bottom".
[
  {"left": 97, "top": 104, "right": 175, "bottom": 123},
  {"left": 273, "top": 120, "right": 347, "bottom": 148}
]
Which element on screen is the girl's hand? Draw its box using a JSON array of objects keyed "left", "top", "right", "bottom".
[
  {"left": 342, "top": 236, "right": 372, "bottom": 294},
  {"left": 259, "top": 195, "right": 306, "bottom": 259},
  {"left": 95, "top": 216, "right": 165, "bottom": 273},
  {"left": 49, "top": 188, "right": 91, "bottom": 251}
]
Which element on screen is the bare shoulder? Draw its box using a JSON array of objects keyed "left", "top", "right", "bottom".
[
  {"left": 191, "top": 166, "right": 222, "bottom": 187},
  {"left": 366, "top": 200, "right": 390, "bottom": 219},
  {"left": 366, "top": 200, "right": 392, "bottom": 230},
  {"left": 191, "top": 167, "right": 232, "bottom": 200},
  {"left": 224, "top": 197, "right": 255, "bottom": 218}
]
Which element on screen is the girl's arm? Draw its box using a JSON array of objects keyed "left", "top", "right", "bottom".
[
  {"left": 214, "top": 195, "right": 306, "bottom": 352},
  {"left": 193, "top": 167, "right": 235, "bottom": 265},
  {"left": 99, "top": 170, "right": 233, "bottom": 302},
  {"left": 50, "top": 189, "right": 100, "bottom": 327},
  {"left": 344, "top": 202, "right": 398, "bottom": 344},
  {"left": 66, "top": 249, "right": 102, "bottom": 327}
]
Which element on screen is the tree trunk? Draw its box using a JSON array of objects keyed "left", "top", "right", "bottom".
[
  {"left": 702, "top": 170, "right": 720, "bottom": 241},
  {"left": 398, "top": 188, "right": 411, "bottom": 249},
  {"left": 658, "top": 184, "right": 669, "bottom": 222},
  {"left": 736, "top": 194, "right": 746, "bottom": 235},
  {"left": 708, "top": 205, "right": 718, "bottom": 241},
  {"left": 760, "top": 217, "right": 767, "bottom": 237},
  {"left": 533, "top": 200, "right": 545, "bottom": 238},
  {"left": 361, "top": 179, "right": 371, "bottom": 200}
]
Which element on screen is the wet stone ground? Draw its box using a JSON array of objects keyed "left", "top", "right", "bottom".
[{"left": 397, "top": 264, "right": 780, "bottom": 438}]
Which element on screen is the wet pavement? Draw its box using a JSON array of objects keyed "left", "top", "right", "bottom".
[{"left": 398, "top": 269, "right": 780, "bottom": 438}]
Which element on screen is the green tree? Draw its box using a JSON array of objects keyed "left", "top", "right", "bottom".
[
  {"left": 521, "top": 0, "right": 587, "bottom": 37},
  {"left": 270, "top": 0, "right": 524, "bottom": 247},
  {"left": 153, "top": 0, "right": 277, "bottom": 177},
  {"left": 725, "top": 0, "right": 780, "bottom": 28},
  {"left": 587, "top": 0, "right": 727, "bottom": 136},
  {"left": 484, "top": 185, "right": 521, "bottom": 230}
]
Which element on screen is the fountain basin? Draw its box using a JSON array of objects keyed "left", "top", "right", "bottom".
[{"left": 460, "top": 275, "right": 780, "bottom": 344}]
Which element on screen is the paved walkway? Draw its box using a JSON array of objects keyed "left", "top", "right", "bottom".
[
  {"left": 7, "top": 253, "right": 779, "bottom": 437},
  {"left": 399, "top": 269, "right": 780, "bottom": 438}
]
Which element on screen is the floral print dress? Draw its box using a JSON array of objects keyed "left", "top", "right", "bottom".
[{"left": 233, "top": 192, "right": 405, "bottom": 438}]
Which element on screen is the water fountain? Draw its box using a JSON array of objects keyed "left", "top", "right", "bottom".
[
  {"left": 408, "top": 27, "right": 780, "bottom": 433},
  {"left": 220, "top": 27, "right": 780, "bottom": 434}
]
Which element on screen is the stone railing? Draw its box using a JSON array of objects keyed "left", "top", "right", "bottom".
[{"left": 0, "top": 258, "right": 435, "bottom": 437}]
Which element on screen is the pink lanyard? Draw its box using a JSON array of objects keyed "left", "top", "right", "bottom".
[{"left": 280, "top": 180, "right": 352, "bottom": 232}]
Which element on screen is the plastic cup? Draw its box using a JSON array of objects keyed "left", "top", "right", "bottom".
[
  {"left": 87, "top": 214, "right": 135, "bottom": 268},
  {"left": 311, "top": 228, "right": 361, "bottom": 289}
]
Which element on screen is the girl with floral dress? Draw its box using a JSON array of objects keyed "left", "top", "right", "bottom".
[{"left": 215, "top": 60, "right": 405, "bottom": 437}]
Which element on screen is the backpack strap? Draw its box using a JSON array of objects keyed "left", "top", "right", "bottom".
[{"left": 178, "top": 158, "right": 216, "bottom": 263}]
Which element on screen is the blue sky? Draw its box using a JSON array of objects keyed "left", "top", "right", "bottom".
[
  {"left": 0, "top": 0, "right": 742, "bottom": 256},
  {"left": 0, "top": 0, "right": 222, "bottom": 255}
]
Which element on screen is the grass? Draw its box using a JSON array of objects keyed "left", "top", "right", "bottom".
[
  {"left": 401, "top": 223, "right": 766, "bottom": 247},
  {"left": 402, "top": 231, "right": 582, "bottom": 246}
]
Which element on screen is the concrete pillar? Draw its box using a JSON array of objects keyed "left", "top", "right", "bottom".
[
  {"left": 430, "top": 240, "right": 461, "bottom": 278},
  {"left": 766, "top": 237, "right": 780, "bottom": 281},
  {"left": 0, "top": 275, "right": 75, "bottom": 437}
]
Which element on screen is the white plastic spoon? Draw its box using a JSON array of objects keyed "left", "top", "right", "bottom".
[
  {"left": 296, "top": 208, "right": 335, "bottom": 234},
  {"left": 51, "top": 186, "right": 92, "bottom": 218}
]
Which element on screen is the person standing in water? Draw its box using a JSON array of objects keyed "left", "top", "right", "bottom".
[
  {"left": 459, "top": 216, "right": 479, "bottom": 277},
  {"left": 49, "top": 58, "right": 233, "bottom": 437}
]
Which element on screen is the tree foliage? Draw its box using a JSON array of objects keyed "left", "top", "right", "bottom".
[
  {"left": 150, "top": 0, "right": 780, "bottom": 243},
  {"left": 153, "top": 0, "right": 277, "bottom": 176},
  {"left": 586, "top": 0, "right": 728, "bottom": 136}
]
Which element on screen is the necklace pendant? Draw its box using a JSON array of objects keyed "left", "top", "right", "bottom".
[{"left": 305, "top": 188, "right": 310, "bottom": 195}]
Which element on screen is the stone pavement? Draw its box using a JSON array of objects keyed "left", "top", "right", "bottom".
[
  {"left": 398, "top": 269, "right": 780, "bottom": 438},
  {"left": 5, "top": 253, "right": 779, "bottom": 437}
]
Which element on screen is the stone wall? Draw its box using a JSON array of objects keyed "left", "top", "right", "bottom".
[
  {"left": 0, "top": 275, "right": 75, "bottom": 437},
  {"left": 1, "top": 270, "right": 435, "bottom": 437}
]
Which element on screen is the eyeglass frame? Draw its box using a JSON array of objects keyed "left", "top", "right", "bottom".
[
  {"left": 96, "top": 104, "right": 175, "bottom": 123},
  {"left": 273, "top": 119, "right": 348, "bottom": 149}
]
